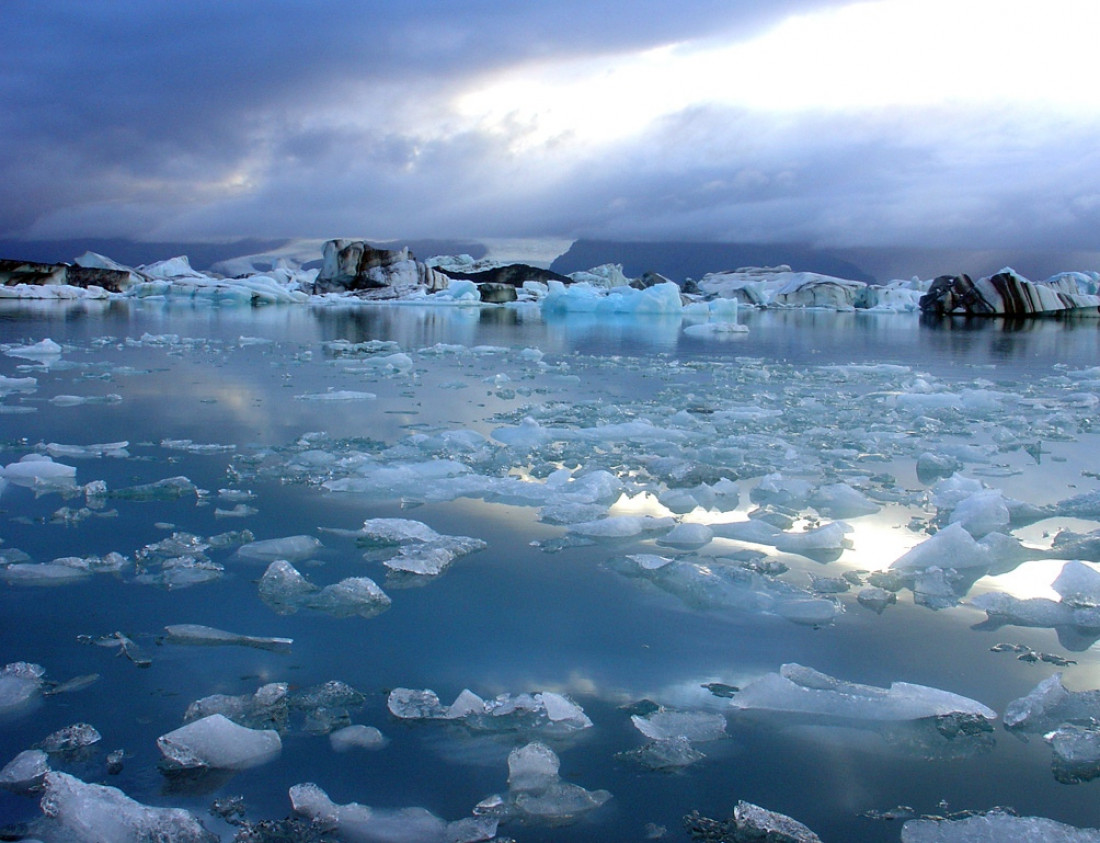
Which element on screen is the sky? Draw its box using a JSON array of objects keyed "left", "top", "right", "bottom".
[{"left": 3, "top": 0, "right": 1100, "bottom": 263}]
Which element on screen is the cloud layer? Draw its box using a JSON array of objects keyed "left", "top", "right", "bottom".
[{"left": 4, "top": 0, "right": 1099, "bottom": 255}]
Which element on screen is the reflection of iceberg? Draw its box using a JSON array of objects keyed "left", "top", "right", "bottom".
[{"left": 606, "top": 554, "right": 840, "bottom": 626}]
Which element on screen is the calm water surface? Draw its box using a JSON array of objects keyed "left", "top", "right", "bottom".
[{"left": 0, "top": 299, "right": 1098, "bottom": 841}]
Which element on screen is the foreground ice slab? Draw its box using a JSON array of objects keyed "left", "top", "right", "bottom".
[
  {"left": 157, "top": 713, "right": 281, "bottom": 771},
  {"left": 730, "top": 664, "right": 997, "bottom": 722},
  {"left": 289, "top": 781, "right": 497, "bottom": 843},
  {"left": 901, "top": 808, "right": 1100, "bottom": 842},
  {"left": 31, "top": 771, "right": 216, "bottom": 842},
  {"left": 0, "top": 661, "right": 45, "bottom": 718}
]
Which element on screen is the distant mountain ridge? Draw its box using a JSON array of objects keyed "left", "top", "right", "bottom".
[{"left": 550, "top": 240, "right": 877, "bottom": 284}]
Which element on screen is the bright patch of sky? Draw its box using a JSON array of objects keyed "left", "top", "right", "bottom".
[{"left": 457, "top": 0, "right": 1100, "bottom": 151}]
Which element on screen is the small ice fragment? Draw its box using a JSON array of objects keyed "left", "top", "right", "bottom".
[
  {"left": 387, "top": 688, "right": 448, "bottom": 719},
  {"left": 619, "top": 736, "right": 705, "bottom": 770},
  {"left": 5, "top": 338, "right": 62, "bottom": 359},
  {"left": 1046, "top": 724, "right": 1100, "bottom": 782},
  {"left": 947, "top": 489, "right": 1010, "bottom": 537},
  {"left": 294, "top": 389, "right": 377, "bottom": 401},
  {"left": 157, "top": 713, "right": 281, "bottom": 771},
  {"left": 567, "top": 514, "right": 676, "bottom": 538},
  {"left": 163, "top": 624, "right": 292, "bottom": 652},
  {"left": 329, "top": 724, "right": 387, "bottom": 752},
  {"left": 38, "top": 723, "right": 101, "bottom": 753},
  {"left": 1053, "top": 561, "right": 1100, "bottom": 608},
  {"left": 857, "top": 586, "right": 897, "bottom": 614},
  {"left": 657, "top": 522, "right": 714, "bottom": 549},
  {"left": 1004, "top": 673, "right": 1100, "bottom": 733},
  {"left": 809, "top": 483, "right": 881, "bottom": 518},
  {"left": 890, "top": 523, "right": 986, "bottom": 570}
]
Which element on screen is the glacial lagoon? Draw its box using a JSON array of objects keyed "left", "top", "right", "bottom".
[{"left": 1, "top": 298, "right": 1100, "bottom": 841}]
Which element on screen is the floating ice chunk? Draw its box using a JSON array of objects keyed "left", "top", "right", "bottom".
[
  {"left": 683, "top": 321, "right": 749, "bottom": 338},
  {"left": 948, "top": 489, "right": 1010, "bottom": 537},
  {"left": 259, "top": 560, "right": 392, "bottom": 619},
  {"left": 0, "top": 374, "right": 37, "bottom": 395},
  {"left": 49, "top": 393, "right": 123, "bottom": 406},
  {"left": 1046, "top": 724, "right": 1100, "bottom": 782},
  {"left": 536, "top": 692, "right": 593, "bottom": 728},
  {"left": 698, "top": 801, "right": 823, "bottom": 843},
  {"left": 730, "top": 663, "right": 997, "bottom": 721},
  {"left": 289, "top": 781, "right": 497, "bottom": 843},
  {"left": 971, "top": 592, "right": 1073, "bottom": 627},
  {"left": 329, "top": 724, "right": 387, "bottom": 752},
  {"left": 107, "top": 475, "right": 197, "bottom": 500},
  {"left": 45, "top": 441, "right": 129, "bottom": 459},
  {"left": 497, "top": 741, "right": 612, "bottom": 824},
  {"left": 0, "top": 749, "right": 50, "bottom": 793},
  {"left": 0, "top": 563, "right": 92, "bottom": 586},
  {"left": 4, "top": 338, "right": 62, "bottom": 359},
  {"left": 358, "top": 517, "right": 445, "bottom": 545},
  {"left": 710, "top": 519, "right": 783, "bottom": 544},
  {"left": 157, "top": 713, "right": 281, "bottom": 771},
  {"left": 33, "top": 771, "right": 216, "bottom": 842},
  {"left": 237, "top": 534, "right": 323, "bottom": 563},
  {"left": 185, "top": 683, "right": 289, "bottom": 732},
  {"left": 38, "top": 723, "right": 101, "bottom": 753},
  {"left": 773, "top": 522, "right": 853, "bottom": 557},
  {"left": 631, "top": 709, "right": 727, "bottom": 742},
  {"left": 619, "top": 736, "right": 706, "bottom": 770},
  {"left": 658, "top": 522, "right": 714, "bottom": 549},
  {"left": 858, "top": 586, "right": 898, "bottom": 614},
  {"left": 567, "top": 514, "right": 676, "bottom": 538},
  {"left": 134, "top": 555, "right": 224, "bottom": 590},
  {"left": 1004, "top": 673, "right": 1100, "bottom": 733},
  {"left": 901, "top": 809, "right": 1100, "bottom": 842},
  {"left": 1, "top": 455, "right": 77, "bottom": 488},
  {"left": 387, "top": 688, "right": 447, "bottom": 719},
  {"left": 891, "top": 523, "right": 986, "bottom": 570},
  {"left": 751, "top": 473, "right": 813, "bottom": 508},
  {"left": 0, "top": 662, "right": 45, "bottom": 717},
  {"left": 1053, "top": 561, "right": 1100, "bottom": 607},
  {"left": 916, "top": 452, "right": 963, "bottom": 483},
  {"left": 294, "top": 389, "right": 377, "bottom": 401},
  {"left": 809, "top": 483, "right": 881, "bottom": 518},
  {"left": 163, "top": 624, "right": 292, "bottom": 652}
]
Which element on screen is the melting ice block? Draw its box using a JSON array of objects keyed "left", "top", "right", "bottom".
[
  {"left": 730, "top": 664, "right": 997, "bottom": 722},
  {"left": 157, "top": 713, "right": 281, "bottom": 771},
  {"left": 1, "top": 455, "right": 76, "bottom": 489},
  {"left": 631, "top": 709, "right": 727, "bottom": 742},
  {"left": 1004, "top": 673, "right": 1100, "bottom": 733},
  {"left": 32, "top": 771, "right": 215, "bottom": 842},
  {"left": 329, "top": 724, "right": 387, "bottom": 752},
  {"left": 0, "top": 749, "right": 50, "bottom": 793},
  {"left": 387, "top": 687, "right": 593, "bottom": 732}
]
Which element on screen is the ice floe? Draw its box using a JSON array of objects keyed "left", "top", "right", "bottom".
[{"left": 157, "top": 713, "right": 282, "bottom": 772}]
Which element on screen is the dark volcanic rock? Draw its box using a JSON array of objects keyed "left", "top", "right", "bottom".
[
  {"left": 434, "top": 263, "right": 570, "bottom": 287},
  {"left": 920, "top": 270, "right": 1100, "bottom": 316},
  {"left": 0, "top": 259, "right": 131, "bottom": 292},
  {"left": 313, "top": 240, "right": 449, "bottom": 295}
]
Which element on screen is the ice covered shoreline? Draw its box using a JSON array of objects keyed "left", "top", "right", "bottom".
[{"left": 3, "top": 239, "right": 1099, "bottom": 318}]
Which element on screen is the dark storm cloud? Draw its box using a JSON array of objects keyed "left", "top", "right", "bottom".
[{"left": 3, "top": 0, "right": 1098, "bottom": 258}]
